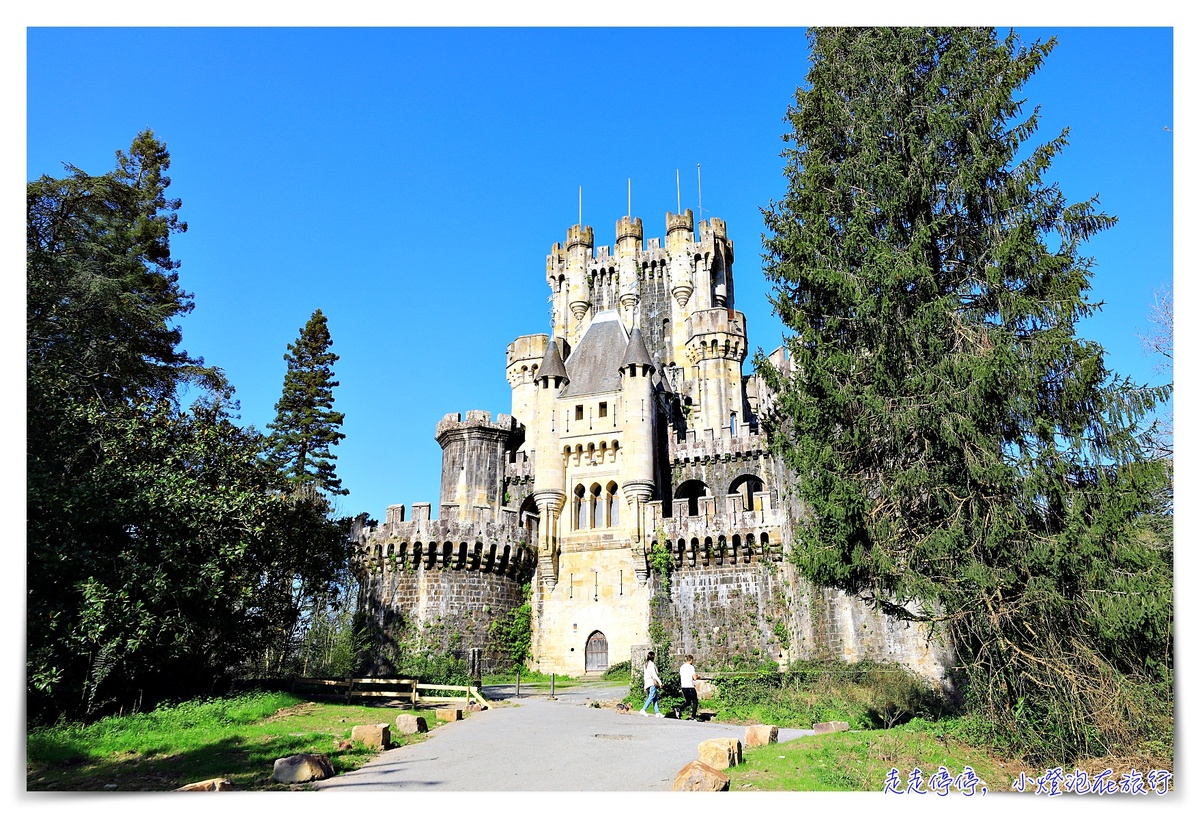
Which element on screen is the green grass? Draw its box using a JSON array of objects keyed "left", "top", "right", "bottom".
[
  {"left": 708, "top": 662, "right": 949, "bottom": 730},
  {"left": 728, "top": 721, "right": 1018, "bottom": 793},
  {"left": 27, "top": 690, "right": 445, "bottom": 791},
  {"left": 726, "top": 717, "right": 1174, "bottom": 793},
  {"left": 480, "top": 668, "right": 587, "bottom": 689}
]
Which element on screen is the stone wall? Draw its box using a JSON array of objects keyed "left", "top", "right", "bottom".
[
  {"left": 359, "top": 558, "right": 532, "bottom": 674},
  {"left": 659, "top": 561, "right": 792, "bottom": 667},
  {"left": 645, "top": 553, "right": 951, "bottom": 684}
]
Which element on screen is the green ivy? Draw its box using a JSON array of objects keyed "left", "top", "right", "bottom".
[
  {"left": 488, "top": 583, "right": 532, "bottom": 670},
  {"left": 648, "top": 539, "right": 673, "bottom": 597}
]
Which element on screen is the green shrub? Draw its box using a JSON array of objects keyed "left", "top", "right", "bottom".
[
  {"left": 711, "top": 661, "right": 949, "bottom": 729},
  {"left": 603, "top": 660, "right": 630, "bottom": 680}
]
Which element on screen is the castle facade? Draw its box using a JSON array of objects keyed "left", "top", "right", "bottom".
[{"left": 354, "top": 210, "right": 950, "bottom": 681}]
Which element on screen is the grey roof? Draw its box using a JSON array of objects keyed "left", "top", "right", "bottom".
[
  {"left": 538, "top": 337, "right": 568, "bottom": 381},
  {"left": 563, "top": 311, "right": 628, "bottom": 397},
  {"left": 619, "top": 327, "right": 655, "bottom": 372}
]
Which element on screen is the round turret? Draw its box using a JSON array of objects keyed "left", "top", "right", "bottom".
[
  {"left": 615, "top": 215, "right": 643, "bottom": 257},
  {"left": 566, "top": 224, "right": 595, "bottom": 252},
  {"left": 666, "top": 209, "right": 694, "bottom": 254}
]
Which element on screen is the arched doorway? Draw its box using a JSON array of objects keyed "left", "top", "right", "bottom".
[{"left": 584, "top": 630, "right": 609, "bottom": 673}]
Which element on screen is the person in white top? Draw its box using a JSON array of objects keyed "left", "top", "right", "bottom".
[
  {"left": 640, "top": 650, "right": 664, "bottom": 717},
  {"left": 679, "top": 654, "right": 699, "bottom": 720}
]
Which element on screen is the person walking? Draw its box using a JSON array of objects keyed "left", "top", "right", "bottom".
[
  {"left": 679, "top": 654, "right": 699, "bottom": 720},
  {"left": 640, "top": 650, "right": 664, "bottom": 717}
]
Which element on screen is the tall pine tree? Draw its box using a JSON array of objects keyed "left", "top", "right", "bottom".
[
  {"left": 27, "top": 134, "right": 348, "bottom": 722},
  {"left": 268, "top": 309, "right": 347, "bottom": 496},
  {"left": 759, "top": 28, "right": 1172, "bottom": 762}
]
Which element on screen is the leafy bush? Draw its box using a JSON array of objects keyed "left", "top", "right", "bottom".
[
  {"left": 603, "top": 660, "right": 630, "bottom": 680},
  {"left": 488, "top": 584, "right": 532, "bottom": 670},
  {"left": 712, "top": 661, "right": 948, "bottom": 729},
  {"left": 391, "top": 651, "right": 470, "bottom": 686}
]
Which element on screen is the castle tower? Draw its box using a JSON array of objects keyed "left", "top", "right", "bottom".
[
  {"left": 685, "top": 308, "right": 748, "bottom": 434},
  {"left": 666, "top": 209, "right": 696, "bottom": 375},
  {"left": 531, "top": 338, "right": 569, "bottom": 587},
  {"left": 558, "top": 224, "right": 594, "bottom": 349},
  {"left": 435, "top": 411, "right": 523, "bottom": 524},
  {"left": 698, "top": 217, "right": 734, "bottom": 309},
  {"left": 618, "top": 327, "right": 656, "bottom": 579},
  {"left": 616, "top": 216, "right": 643, "bottom": 327},
  {"left": 506, "top": 333, "right": 549, "bottom": 434}
]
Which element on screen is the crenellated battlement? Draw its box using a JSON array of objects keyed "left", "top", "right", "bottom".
[
  {"left": 698, "top": 216, "right": 727, "bottom": 242},
  {"left": 616, "top": 216, "right": 643, "bottom": 239},
  {"left": 670, "top": 423, "right": 765, "bottom": 463},
  {"left": 507, "top": 334, "right": 549, "bottom": 367},
  {"left": 435, "top": 409, "right": 520, "bottom": 439},
  {"left": 566, "top": 223, "right": 594, "bottom": 251},
  {"left": 547, "top": 217, "right": 690, "bottom": 277},
  {"left": 687, "top": 307, "right": 745, "bottom": 339},
  {"left": 643, "top": 496, "right": 784, "bottom": 568},
  {"left": 666, "top": 209, "right": 694, "bottom": 236},
  {"left": 355, "top": 513, "right": 534, "bottom": 578}
]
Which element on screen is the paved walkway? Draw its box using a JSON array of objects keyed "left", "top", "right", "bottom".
[{"left": 314, "top": 682, "right": 812, "bottom": 791}]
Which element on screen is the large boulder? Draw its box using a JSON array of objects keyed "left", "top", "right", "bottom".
[
  {"left": 697, "top": 737, "right": 742, "bottom": 770},
  {"left": 694, "top": 679, "right": 718, "bottom": 700},
  {"left": 673, "top": 760, "right": 730, "bottom": 792},
  {"left": 271, "top": 753, "right": 334, "bottom": 784},
  {"left": 394, "top": 713, "right": 428, "bottom": 734},
  {"left": 175, "top": 777, "right": 234, "bottom": 791},
  {"left": 813, "top": 720, "right": 850, "bottom": 734},
  {"left": 744, "top": 724, "right": 779, "bottom": 748},
  {"left": 351, "top": 723, "right": 391, "bottom": 749}
]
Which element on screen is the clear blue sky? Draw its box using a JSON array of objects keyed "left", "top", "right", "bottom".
[{"left": 24, "top": 25, "right": 1175, "bottom": 525}]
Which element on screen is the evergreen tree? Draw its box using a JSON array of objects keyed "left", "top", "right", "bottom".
[
  {"left": 27, "top": 133, "right": 348, "bottom": 722},
  {"left": 267, "top": 309, "right": 347, "bottom": 496},
  {"left": 759, "top": 28, "right": 1172, "bottom": 761},
  {"left": 27, "top": 129, "right": 218, "bottom": 407}
]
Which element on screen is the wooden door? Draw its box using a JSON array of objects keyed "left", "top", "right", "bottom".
[{"left": 584, "top": 631, "right": 608, "bottom": 672}]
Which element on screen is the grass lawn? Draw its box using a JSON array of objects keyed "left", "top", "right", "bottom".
[
  {"left": 726, "top": 722, "right": 1174, "bottom": 794},
  {"left": 729, "top": 724, "right": 1018, "bottom": 793},
  {"left": 26, "top": 690, "right": 448, "bottom": 791}
]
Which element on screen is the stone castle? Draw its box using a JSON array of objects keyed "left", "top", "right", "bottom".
[{"left": 353, "top": 209, "right": 950, "bottom": 682}]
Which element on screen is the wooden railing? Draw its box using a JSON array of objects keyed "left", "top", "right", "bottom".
[{"left": 292, "top": 677, "right": 488, "bottom": 709}]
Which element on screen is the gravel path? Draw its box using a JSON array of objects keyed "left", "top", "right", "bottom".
[{"left": 314, "top": 682, "right": 812, "bottom": 791}]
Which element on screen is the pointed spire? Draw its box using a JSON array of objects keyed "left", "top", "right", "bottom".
[
  {"left": 619, "top": 327, "right": 655, "bottom": 373},
  {"left": 538, "top": 337, "right": 568, "bottom": 382}
]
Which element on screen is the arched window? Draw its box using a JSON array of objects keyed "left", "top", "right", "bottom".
[
  {"left": 730, "top": 474, "right": 764, "bottom": 512},
  {"left": 674, "top": 480, "right": 710, "bottom": 517},
  {"left": 574, "top": 484, "right": 586, "bottom": 530},
  {"left": 606, "top": 481, "right": 620, "bottom": 527},
  {"left": 590, "top": 484, "right": 602, "bottom": 529}
]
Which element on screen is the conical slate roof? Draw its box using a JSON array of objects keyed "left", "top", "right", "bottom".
[
  {"left": 538, "top": 337, "right": 568, "bottom": 381},
  {"left": 619, "top": 326, "right": 655, "bottom": 372}
]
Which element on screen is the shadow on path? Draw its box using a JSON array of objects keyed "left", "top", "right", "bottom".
[{"left": 315, "top": 682, "right": 811, "bottom": 791}]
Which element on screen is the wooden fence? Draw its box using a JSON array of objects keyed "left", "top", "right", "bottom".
[{"left": 291, "top": 677, "right": 488, "bottom": 709}]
